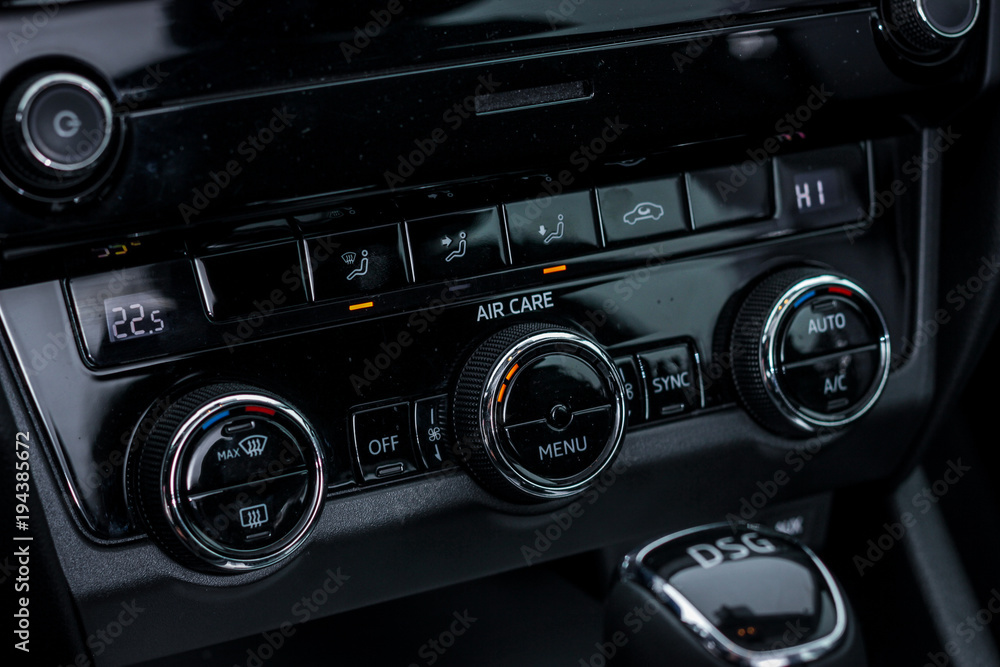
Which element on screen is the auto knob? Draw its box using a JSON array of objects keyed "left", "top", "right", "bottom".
[
  {"left": 729, "top": 268, "right": 891, "bottom": 437},
  {"left": 885, "top": 0, "right": 979, "bottom": 54},
  {"left": 453, "top": 323, "right": 627, "bottom": 502},
  {"left": 126, "top": 383, "right": 326, "bottom": 572}
]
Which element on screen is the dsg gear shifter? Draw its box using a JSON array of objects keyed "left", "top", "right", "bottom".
[{"left": 606, "top": 524, "right": 866, "bottom": 666}]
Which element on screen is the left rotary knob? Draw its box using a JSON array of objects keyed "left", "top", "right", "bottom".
[
  {"left": 126, "top": 384, "right": 326, "bottom": 572},
  {"left": 1, "top": 71, "right": 119, "bottom": 198}
]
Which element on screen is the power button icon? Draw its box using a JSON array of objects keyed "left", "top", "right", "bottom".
[
  {"left": 16, "top": 73, "right": 112, "bottom": 171},
  {"left": 53, "top": 110, "right": 83, "bottom": 138}
]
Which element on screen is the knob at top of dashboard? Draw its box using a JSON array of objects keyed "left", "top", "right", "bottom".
[
  {"left": 730, "top": 269, "right": 891, "bottom": 437},
  {"left": 885, "top": 0, "right": 979, "bottom": 54},
  {"left": 1, "top": 70, "right": 120, "bottom": 200},
  {"left": 126, "top": 384, "right": 326, "bottom": 573},
  {"left": 453, "top": 323, "right": 627, "bottom": 502}
]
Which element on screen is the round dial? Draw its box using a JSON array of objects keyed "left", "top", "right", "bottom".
[
  {"left": 453, "top": 323, "right": 627, "bottom": 502},
  {"left": 1, "top": 71, "right": 118, "bottom": 198},
  {"left": 730, "top": 269, "right": 891, "bottom": 436},
  {"left": 885, "top": 0, "right": 979, "bottom": 54},
  {"left": 127, "top": 384, "right": 326, "bottom": 572}
]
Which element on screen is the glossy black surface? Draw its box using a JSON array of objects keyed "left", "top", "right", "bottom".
[
  {"left": 922, "top": 0, "right": 979, "bottom": 32},
  {"left": 179, "top": 412, "right": 307, "bottom": 495},
  {"left": 52, "top": 141, "right": 870, "bottom": 368},
  {"left": 195, "top": 241, "right": 308, "bottom": 320},
  {"left": 0, "top": 5, "right": 982, "bottom": 240},
  {"left": 0, "top": 0, "right": 980, "bottom": 660},
  {"left": 501, "top": 353, "right": 614, "bottom": 481},
  {"left": 503, "top": 355, "right": 609, "bottom": 425},
  {"left": 0, "top": 1, "right": 865, "bottom": 112},
  {"left": 784, "top": 349, "right": 880, "bottom": 413},
  {"left": 687, "top": 162, "right": 774, "bottom": 230},
  {"left": 637, "top": 526, "right": 839, "bottom": 650},
  {"left": 0, "top": 129, "right": 914, "bottom": 538},
  {"left": 186, "top": 471, "right": 312, "bottom": 554},
  {"left": 21, "top": 77, "right": 108, "bottom": 167}
]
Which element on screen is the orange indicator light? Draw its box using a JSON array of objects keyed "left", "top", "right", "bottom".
[
  {"left": 543, "top": 265, "right": 567, "bottom": 275},
  {"left": 349, "top": 301, "right": 374, "bottom": 311},
  {"left": 505, "top": 364, "right": 519, "bottom": 381},
  {"left": 497, "top": 383, "right": 507, "bottom": 403}
]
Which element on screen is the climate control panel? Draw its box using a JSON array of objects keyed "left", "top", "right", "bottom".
[
  {"left": 116, "top": 262, "right": 894, "bottom": 571},
  {"left": 0, "top": 137, "right": 911, "bottom": 574}
]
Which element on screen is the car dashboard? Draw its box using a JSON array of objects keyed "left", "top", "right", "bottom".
[{"left": 2, "top": 1, "right": 1000, "bottom": 665}]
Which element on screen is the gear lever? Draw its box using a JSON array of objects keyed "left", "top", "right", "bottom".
[{"left": 604, "top": 523, "right": 866, "bottom": 666}]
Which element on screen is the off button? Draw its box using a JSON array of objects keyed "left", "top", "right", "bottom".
[
  {"left": 351, "top": 402, "right": 419, "bottom": 481},
  {"left": 17, "top": 73, "right": 113, "bottom": 171}
]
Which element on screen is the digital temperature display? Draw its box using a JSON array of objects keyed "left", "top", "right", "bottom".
[{"left": 104, "top": 293, "right": 168, "bottom": 343}]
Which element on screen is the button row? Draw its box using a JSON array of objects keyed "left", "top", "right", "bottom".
[
  {"left": 351, "top": 348, "right": 702, "bottom": 489},
  {"left": 165, "top": 144, "right": 867, "bottom": 322},
  {"left": 350, "top": 344, "right": 705, "bottom": 488},
  {"left": 350, "top": 396, "right": 450, "bottom": 483},
  {"left": 193, "top": 162, "right": 778, "bottom": 318},
  {"left": 405, "top": 163, "right": 773, "bottom": 282},
  {"left": 615, "top": 343, "right": 705, "bottom": 425}
]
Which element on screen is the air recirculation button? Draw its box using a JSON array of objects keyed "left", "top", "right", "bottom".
[{"left": 127, "top": 384, "right": 326, "bottom": 572}]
